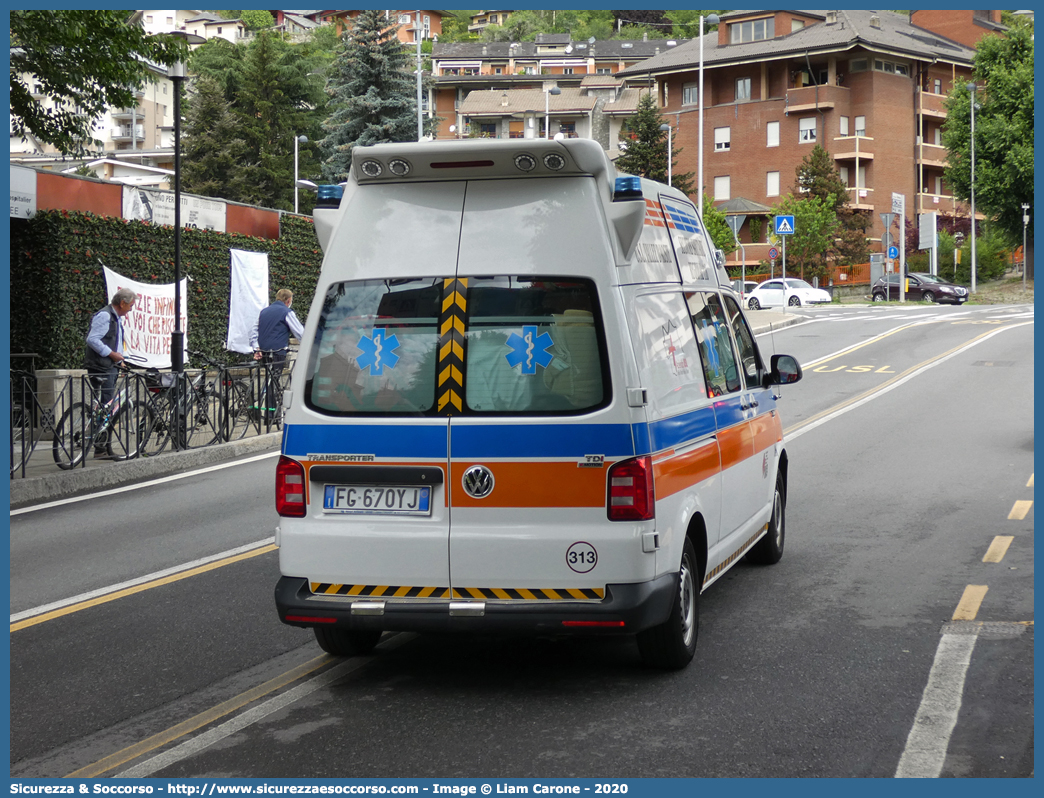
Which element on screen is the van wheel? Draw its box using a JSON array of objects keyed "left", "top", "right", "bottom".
[
  {"left": 748, "top": 471, "right": 786, "bottom": 565},
  {"left": 313, "top": 627, "right": 383, "bottom": 657},
  {"left": 637, "top": 537, "right": 699, "bottom": 670}
]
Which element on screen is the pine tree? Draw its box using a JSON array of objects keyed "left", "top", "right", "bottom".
[
  {"left": 182, "top": 75, "right": 249, "bottom": 203},
  {"left": 320, "top": 10, "right": 429, "bottom": 181},
  {"left": 614, "top": 92, "right": 695, "bottom": 196}
]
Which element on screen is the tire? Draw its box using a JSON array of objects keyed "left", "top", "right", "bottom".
[
  {"left": 141, "top": 394, "right": 172, "bottom": 456},
  {"left": 313, "top": 627, "right": 383, "bottom": 657},
  {"left": 748, "top": 470, "right": 786, "bottom": 565},
  {"left": 788, "top": 295, "right": 802, "bottom": 307},
  {"left": 107, "top": 400, "right": 152, "bottom": 461},
  {"left": 921, "top": 291, "right": 935, "bottom": 303},
  {"left": 221, "top": 381, "right": 251, "bottom": 441},
  {"left": 748, "top": 298, "right": 760, "bottom": 310},
  {"left": 176, "top": 389, "right": 221, "bottom": 449},
  {"left": 872, "top": 292, "right": 885, "bottom": 302},
  {"left": 52, "top": 402, "right": 94, "bottom": 470},
  {"left": 637, "top": 537, "right": 699, "bottom": 670}
]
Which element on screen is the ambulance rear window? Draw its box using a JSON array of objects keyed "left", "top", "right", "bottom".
[{"left": 303, "top": 277, "right": 609, "bottom": 416}]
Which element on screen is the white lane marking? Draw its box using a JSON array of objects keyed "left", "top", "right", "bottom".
[
  {"left": 894, "top": 629, "right": 980, "bottom": 778},
  {"left": 10, "top": 538, "right": 276, "bottom": 623},
  {"left": 114, "top": 633, "right": 415, "bottom": 778},
  {"left": 10, "top": 450, "right": 280, "bottom": 517},
  {"left": 786, "top": 322, "right": 1032, "bottom": 443}
]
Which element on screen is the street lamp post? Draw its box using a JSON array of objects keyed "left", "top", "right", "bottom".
[
  {"left": 697, "top": 13, "right": 720, "bottom": 213},
  {"left": 294, "top": 134, "right": 308, "bottom": 214},
  {"left": 170, "top": 55, "right": 186, "bottom": 373},
  {"left": 659, "top": 123, "right": 672, "bottom": 186},
  {"left": 545, "top": 86, "right": 560, "bottom": 139},
  {"left": 967, "top": 82, "right": 977, "bottom": 293},
  {"left": 415, "top": 10, "right": 424, "bottom": 140},
  {"left": 1021, "top": 203, "right": 1030, "bottom": 291}
]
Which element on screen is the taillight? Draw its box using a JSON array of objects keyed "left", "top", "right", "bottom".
[
  {"left": 276, "top": 456, "right": 306, "bottom": 517},
  {"left": 607, "top": 456, "right": 655, "bottom": 521}
]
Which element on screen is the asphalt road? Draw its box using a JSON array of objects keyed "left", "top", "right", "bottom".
[{"left": 9, "top": 302, "right": 1034, "bottom": 780}]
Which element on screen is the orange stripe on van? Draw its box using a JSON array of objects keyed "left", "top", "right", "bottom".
[
  {"left": 750, "top": 411, "right": 783, "bottom": 454},
  {"left": 717, "top": 422, "right": 754, "bottom": 471},
  {"left": 653, "top": 440, "right": 721, "bottom": 499},
  {"left": 450, "top": 461, "right": 608, "bottom": 508}
]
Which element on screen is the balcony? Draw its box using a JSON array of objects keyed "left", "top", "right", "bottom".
[
  {"left": 111, "top": 125, "right": 145, "bottom": 141},
  {"left": 919, "top": 91, "right": 948, "bottom": 120},
  {"left": 111, "top": 107, "right": 146, "bottom": 121},
  {"left": 785, "top": 84, "right": 847, "bottom": 113},
  {"left": 917, "top": 142, "right": 948, "bottom": 169},
  {"left": 833, "top": 135, "right": 874, "bottom": 162},
  {"left": 846, "top": 186, "right": 875, "bottom": 211}
]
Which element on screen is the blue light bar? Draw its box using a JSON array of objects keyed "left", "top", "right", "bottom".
[
  {"left": 613, "top": 176, "right": 643, "bottom": 202},
  {"left": 315, "top": 184, "right": 344, "bottom": 208}
]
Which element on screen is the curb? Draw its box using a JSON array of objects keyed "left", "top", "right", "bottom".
[{"left": 10, "top": 433, "right": 281, "bottom": 510}]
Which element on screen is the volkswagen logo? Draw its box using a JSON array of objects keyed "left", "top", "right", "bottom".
[{"left": 462, "top": 465, "right": 495, "bottom": 499}]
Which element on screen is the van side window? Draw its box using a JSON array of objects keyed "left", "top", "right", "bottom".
[
  {"left": 686, "top": 291, "right": 742, "bottom": 397},
  {"left": 722, "top": 294, "right": 762, "bottom": 384},
  {"left": 466, "top": 278, "right": 606, "bottom": 414}
]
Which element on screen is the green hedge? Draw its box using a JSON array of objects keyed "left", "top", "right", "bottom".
[{"left": 10, "top": 210, "right": 323, "bottom": 370}]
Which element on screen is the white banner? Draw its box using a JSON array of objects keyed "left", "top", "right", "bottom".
[
  {"left": 226, "top": 249, "right": 269, "bottom": 354},
  {"left": 10, "top": 165, "right": 37, "bottom": 219},
  {"left": 102, "top": 266, "right": 188, "bottom": 369},
  {"left": 122, "top": 185, "right": 227, "bottom": 232}
]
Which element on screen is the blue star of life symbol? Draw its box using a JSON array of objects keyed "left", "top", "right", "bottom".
[
  {"left": 356, "top": 328, "right": 400, "bottom": 376},
  {"left": 505, "top": 325, "right": 554, "bottom": 375}
]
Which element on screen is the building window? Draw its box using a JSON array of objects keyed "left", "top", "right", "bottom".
[
  {"left": 494, "top": 67, "right": 502, "bottom": 74},
  {"left": 559, "top": 122, "right": 576, "bottom": 137},
  {"left": 563, "top": 68, "right": 573, "bottom": 75},
  {"left": 799, "top": 117, "right": 816, "bottom": 143},
  {"left": 713, "top": 176, "right": 731, "bottom": 201},
  {"left": 855, "top": 116, "right": 866, "bottom": 136},
  {"left": 166, "top": 17, "right": 173, "bottom": 25},
  {"left": 933, "top": 127, "right": 942, "bottom": 146},
  {"left": 735, "top": 77, "right": 751, "bottom": 102},
  {"left": 839, "top": 115, "right": 849, "bottom": 136},
  {"left": 766, "top": 121, "right": 779, "bottom": 147},
  {"left": 597, "top": 68, "right": 612, "bottom": 75},
  {"left": 682, "top": 83, "right": 698, "bottom": 105},
  {"left": 663, "top": 84, "right": 669, "bottom": 106},
  {"left": 873, "top": 58, "right": 909, "bottom": 77},
  {"left": 850, "top": 58, "right": 869, "bottom": 73},
  {"left": 479, "top": 123, "right": 497, "bottom": 137},
  {"left": 934, "top": 78, "right": 942, "bottom": 94},
  {"left": 934, "top": 175, "right": 943, "bottom": 194},
  {"left": 792, "top": 20, "right": 805, "bottom": 32},
  {"left": 729, "top": 17, "right": 774, "bottom": 43},
  {"left": 714, "top": 127, "right": 730, "bottom": 151},
  {"left": 767, "top": 171, "right": 780, "bottom": 197},
  {"left": 839, "top": 166, "right": 849, "bottom": 186},
  {"left": 216, "top": 27, "right": 222, "bottom": 34}
]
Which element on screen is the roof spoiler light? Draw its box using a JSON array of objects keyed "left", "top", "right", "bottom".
[
  {"left": 613, "top": 176, "right": 643, "bottom": 202},
  {"left": 315, "top": 184, "right": 344, "bottom": 209}
]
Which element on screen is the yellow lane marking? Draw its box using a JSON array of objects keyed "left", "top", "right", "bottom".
[
  {"left": 785, "top": 325, "right": 1027, "bottom": 438},
  {"left": 802, "top": 321, "right": 929, "bottom": 368},
  {"left": 1027, "top": 474, "right": 1034, "bottom": 488},
  {"left": 65, "top": 654, "right": 334, "bottom": 778},
  {"left": 952, "top": 585, "right": 988, "bottom": 621},
  {"left": 982, "top": 536, "right": 1014, "bottom": 563},
  {"left": 1008, "top": 500, "right": 1033, "bottom": 520},
  {"left": 11, "top": 545, "right": 278, "bottom": 633}
]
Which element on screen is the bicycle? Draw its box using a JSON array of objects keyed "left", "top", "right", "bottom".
[
  {"left": 51, "top": 356, "right": 150, "bottom": 470},
  {"left": 248, "top": 349, "right": 295, "bottom": 432},
  {"left": 10, "top": 369, "right": 55, "bottom": 476},
  {"left": 140, "top": 360, "right": 223, "bottom": 453},
  {"left": 187, "top": 350, "right": 253, "bottom": 443}
]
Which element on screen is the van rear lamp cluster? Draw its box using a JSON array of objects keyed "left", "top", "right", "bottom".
[
  {"left": 613, "top": 176, "right": 643, "bottom": 201},
  {"left": 276, "top": 456, "right": 306, "bottom": 517},
  {"left": 607, "top": 456, "right": 655, "bottom": 521}
]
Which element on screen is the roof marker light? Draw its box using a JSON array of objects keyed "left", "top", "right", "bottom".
[
  {"left": 543, "top": 153, "right": 567, "bottom": 171},
  {"left": 360, "top": 159, "right": 383, "bottom": 178},
  {"left": 388, "top": 158, "right": 411, "bottom": 177},
  {"left": 613, "top": 176, "right": 643, "bottom": 202},
  {"left": 514, "top": 153, "right": 537, "bottom": 172}
]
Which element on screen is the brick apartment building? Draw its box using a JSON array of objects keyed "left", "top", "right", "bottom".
[{"left": 618, "top": 9, "right": 1004, "bottom": 266}]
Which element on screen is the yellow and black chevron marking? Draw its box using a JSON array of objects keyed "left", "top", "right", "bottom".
[
  {"left": 309, "top": 583, "right": 605, "bottom": 601},
  {"left": 437, "top": 277, "right": 468, "bottom": 414},
  {"left": 702, "top": 524, "right": 767, "bottom": 586}
]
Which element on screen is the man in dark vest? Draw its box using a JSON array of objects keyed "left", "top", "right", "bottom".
[
  {"left": 250, "top": 289, "right": 305, "bottom": 415},
  {"left": 84, "top": 287, "right": 137, "bottom": 457}
]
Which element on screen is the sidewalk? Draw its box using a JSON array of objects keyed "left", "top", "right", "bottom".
[{"left": 9, "top": 310, "right": 805, "bottom": 510}]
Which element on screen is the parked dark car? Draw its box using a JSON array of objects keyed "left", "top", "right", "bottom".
[{"left": 871, "top": 272, "right": 969, "bottom": 304}]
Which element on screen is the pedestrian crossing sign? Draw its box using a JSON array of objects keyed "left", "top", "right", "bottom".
[{"left": 774, "top": 215, "right": 795, "bottom": 235}]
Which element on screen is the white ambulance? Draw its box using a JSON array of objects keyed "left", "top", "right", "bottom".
[{"left": 274, "top": 138, "right": 802, "bottom": 669}]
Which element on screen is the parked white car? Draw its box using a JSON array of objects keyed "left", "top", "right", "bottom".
[{"left": 746, "top": 278, "right": 832, "bottom": 309}]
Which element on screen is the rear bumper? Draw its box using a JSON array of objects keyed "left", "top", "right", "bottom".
[{"left": 275, "top": 574, "right": 677, "bottom": 635}]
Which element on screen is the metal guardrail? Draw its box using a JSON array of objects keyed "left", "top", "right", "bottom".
[{"left": 10, "top": 356, "right": 295, "bottom": 478}]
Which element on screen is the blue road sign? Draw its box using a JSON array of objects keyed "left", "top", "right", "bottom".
[
  {"left": 774, "top": 215, "right": 795, "bottom": 235},
  {"left": 888, "top": 245, "right": 899, "bottom": 259}
]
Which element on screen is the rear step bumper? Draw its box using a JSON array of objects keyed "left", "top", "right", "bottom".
[{"left": 275, "top": 574, "right": 676, "bottom": 635}]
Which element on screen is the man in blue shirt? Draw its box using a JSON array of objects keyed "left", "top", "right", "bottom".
[
  {"left": 85, "top": 287, "right": 137, "bottom": 457},
  {"left": 249, "top": 289, "right": 305, "bottom": 416}
]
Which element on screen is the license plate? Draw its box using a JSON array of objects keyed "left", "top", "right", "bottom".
[{"left": 323, "top": 484, "right": 432, "bottom": 516}]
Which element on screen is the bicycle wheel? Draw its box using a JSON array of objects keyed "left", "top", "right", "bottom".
[
  {"left": 221, "top": 380, "right": 251, "bottom": 441},
  {"left": 52, "top": 402, "right": 95, "bottom": 470},
  {"left": 141, "top": 394, "right": 172, "bottom": 457},
  {"left": 177, "top": 388, "right": 221, "bottom": 449},
  {"left": 108, "top": 400, "right": 153, "bottom": 462}
]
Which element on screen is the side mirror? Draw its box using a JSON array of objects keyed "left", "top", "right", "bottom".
[{"left": 765, "top": 354, "right": 802, "bottom": 386}]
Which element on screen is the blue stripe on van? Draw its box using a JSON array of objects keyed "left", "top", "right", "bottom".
[
  {"left": 283, "top": 424, "right": 449, "bottom": 459},
  {"left": 644, "top": 406, "right": 718, "bottom": 452},
  {"left": 713, "top": 396, "right": 748, "bottom": 428},
  {"left": 450, "top": 423, "right": 635, "bottom": 459}
]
